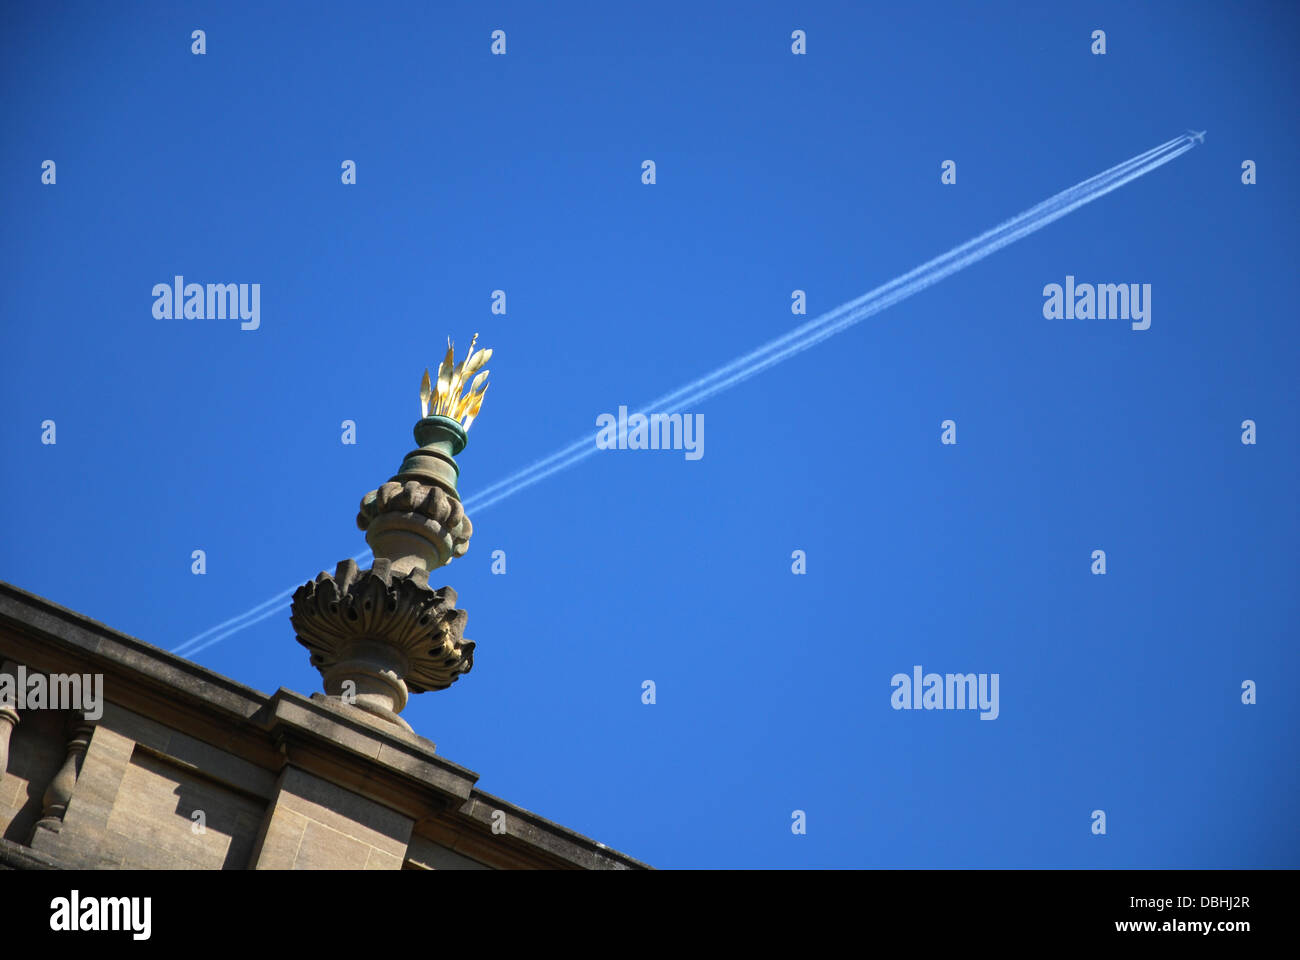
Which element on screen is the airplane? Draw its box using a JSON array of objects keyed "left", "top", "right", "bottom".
[{"left": 1187, "top": 129, "right": 1206, "bottom": 144}]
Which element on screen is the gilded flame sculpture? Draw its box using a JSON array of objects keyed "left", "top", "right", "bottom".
[
  {"left": 290, "top": 336, "right": 492, "bottom": 734},
  {"left": 421, "top": 333, "right": 491, "bottom": 429}
]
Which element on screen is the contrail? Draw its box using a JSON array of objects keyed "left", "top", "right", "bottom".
[
  {"left": 174, "top": 133, "right": 1199, "bottom": 658},
  {"left": 458, "top": 135, "right": 1195, "bottom": 510},
  {"left": 172, "top": 548, "right": 374, "bottom": 657}
]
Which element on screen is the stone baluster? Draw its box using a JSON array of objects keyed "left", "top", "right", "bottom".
[
  {"left": 31, "top": 714, "right": 94, "bottom": 837},
  {"left": 0, "top": 660, "right": 18, "bottom": 778}
]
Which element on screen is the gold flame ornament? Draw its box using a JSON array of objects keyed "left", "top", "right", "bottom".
[{"left": 420, "top": 334, "right": 491, "bottom": 430}]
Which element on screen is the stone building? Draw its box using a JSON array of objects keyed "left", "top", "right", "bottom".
[
  {"left": 0, "top": 361, "right": 647, "bottom": 870},
  {"left": 0, "top": 581, "right": 644, "bottom": 870}
]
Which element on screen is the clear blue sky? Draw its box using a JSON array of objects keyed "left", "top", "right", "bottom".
[{"left": 2, "top": 1, "right": 1297, "bottom": 868}]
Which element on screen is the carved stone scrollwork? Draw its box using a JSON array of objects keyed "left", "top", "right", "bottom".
[
  {"left": 357, "top": 480, "right": 472, "bottom": 575},
  {"left": 290, "top": 558, "right": 474, "bottom": 731}
]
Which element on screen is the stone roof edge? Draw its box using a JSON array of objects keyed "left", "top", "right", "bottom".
[
  {"left": 0, "top": 580, "right": 651, "bottom": 869},
  {"left": 468, "top": 788, "right": 654, "bottom": 870},
  {"left": 0, "top": 580, "right": 271, "bottom": 718}
]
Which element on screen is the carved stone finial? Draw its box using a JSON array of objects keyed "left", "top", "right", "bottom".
[{"left": 294, "top": 349, "right": 491, "bottom": 733}]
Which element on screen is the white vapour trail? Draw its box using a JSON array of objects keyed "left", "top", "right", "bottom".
[
  {"left": 464, "top": 136, "right": 1191, "bottom": 507},
  {"left": 465, "top": 135, "right": 1195, "bottom": 510},
  {"left": 174, "top": 133, "right": 1197, "bottom": 657},
  {"left": 172, "top": 548, "right": 375, "bottom": 657}
]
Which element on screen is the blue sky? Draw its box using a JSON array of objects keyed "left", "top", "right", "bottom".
[{"left": 2, "top": 1, "right": 1297, "bottom": 868}]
